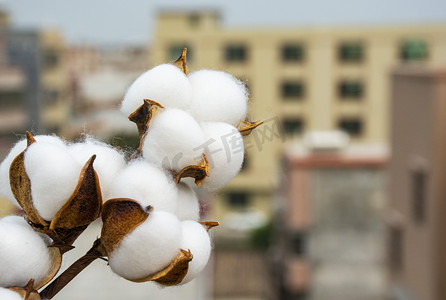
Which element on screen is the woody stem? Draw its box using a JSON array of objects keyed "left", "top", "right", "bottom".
[{"left": 39, "top": 239, "right": 106, "bottom": 300}]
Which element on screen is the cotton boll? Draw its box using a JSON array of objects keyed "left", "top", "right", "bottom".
[
  {"left": 0, "top": 216, "right": 52, "bottom": 288},
  {"left": 142, "top": 109, "right": 205, "bottom": 172},
  {"left": 180, "top": 220, "right": 211, "bottom": 284},
  {"left": 175, "top": 183, "right": 200, "bottom": 221},
  {"left": 68, "top": 139, "right": 126, "bottom": 200},
  {"left": 121, "top": 64, "right": 193, "bottom": 116},
  {"left": 188, "top": 70, "right": 248, "bottom": 126},
  {"left": 0, "top": 135, "right": 66, "bottom": 206},
  {"left": 199, "top": 122, "right": 244, "bottom": 191},
  {"left": 107, "top": 160, "right": 177, "bottom": 213},
  {"left": 24, "top": 142, "right": 82, "bottom": 221},
  {"left": 0, "top": 288, "right": 22, "bottom": 300},
  {"left": 108, "top": 211, "right": 182, "bottom": 280}
]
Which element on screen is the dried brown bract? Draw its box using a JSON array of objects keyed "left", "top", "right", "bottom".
[
  {"left": 7, "top": 279, "right": 41, "bottom": 300},
  {"left": 173, "top": 48, "right": 188, "bottom": 75},
  {"left": 100, "top": 198, "right": 150, "bottom": 255},
  {"left": 238, "top": 120, "right": 264, "bottom": 136},
  {"left": 175, "top": 154, "right": 210, "bottom": 186}
]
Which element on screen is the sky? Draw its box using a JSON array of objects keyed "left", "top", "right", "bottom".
[{"left": 2, "top": 0, "right": 446, "bottom": 46}]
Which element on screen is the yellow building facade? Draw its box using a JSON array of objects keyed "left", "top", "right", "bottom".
[
  {"left": 152, "top": 10, "right": 446, "bottom": 232},
  {"left": 40, "top": 29, "right": 71, "bottom": 132}
]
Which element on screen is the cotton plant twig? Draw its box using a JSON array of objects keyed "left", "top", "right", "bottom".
[{"left": 39, "top": 239, "right": 106, "bottom": 300}]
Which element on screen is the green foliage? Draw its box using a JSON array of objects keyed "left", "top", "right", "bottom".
[
  {"left": 107, "top": 132, "right": 140, "bottom": 153},
  {"left": 249, "top": 221, "right": 273, "bottom": 250}
]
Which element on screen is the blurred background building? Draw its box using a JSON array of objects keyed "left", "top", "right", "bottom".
[
  {"left": 152, "top": 8, "right": 446, "bottom": 230},
  {"left": 274, "top": 134, "right": 388, "bottom": 300},
  {"left": 1, "top": 2, "right": 446, "bottom": 300},
  {"left": 389, "top": 66, "right": 446, "bottom": 300}
]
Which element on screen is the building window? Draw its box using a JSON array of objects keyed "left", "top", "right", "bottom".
[
  {"left": 226, "top": 192, "right": 250, "bottom": 209},
  {"left": 225, "top": 45, "right": 247, "bottom": 62},
  {"left": 281, "top": 81, "right": 305, "bottom": 99},
  {"left": 282, "top": 118, "right": 304, "bottom": 135},
  {"left": 42, "top": 89, "right": 59, "bottom": 104},
  {"left": 339, "top": 80, "right": 364, "bottom": 99},
  {"left": 43, "top": 50, "right": 59, "bottom": 69},
  {"left": 281, "top": 43, "right": 304, "bottom": 62},
  {"left": 412, "top": 170, "right": 428, "bottom": 224},
  {"left": 290, "top": 232, "right": 306, "bottom": 255},
  {"left": 0, "top": 91, "right": 24, "bottom": 108},
  {"left": 400, "top": 39, "right": 428, "bottom": 62},
  {"left": 338, "top": 118, "right": 363, "bottom": 136},
  {"left": 389, "top": 226, "right": 403, "bottom": 271},
  {"left": 169, "top": 44, "right": 192, "bottom": 62},
  {"left": 339, "top": 42, "right": 363, "bottom": 62},
  {"left": 189, "top": 13, "right": 200, "bottom": 28}
]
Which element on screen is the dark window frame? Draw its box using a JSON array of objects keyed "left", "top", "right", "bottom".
[
  {"left": 43, "top": 50, "right": 59, "bottom": 70},
  {"left": 281, "top": 81, "right": 305, "bottom": 99},
  {"left": 282, "top": 118, "right": 304, "bottom": 135},
  {"left": 281, "top": 43, "right": 305, "bottom": 62},
  {"left": 338, "top": 117, "right": 363, "bottom": 136},
  {"left": 290, "top": 231, "right": 307, "bottom": 255},
  {"left": 400, "top": 39, "right": 429, "bottom": 62},
  {"left": 338, "top": 79, "right": 364, "bottom": 99},
  {"left": 188, "top": 13, "right": 200, "bottom": 28},
  {"left": 412, "top": 169, "right": 428, "bottom": 224},
  {"left": 389, "top": 225, "right": 404, "bottom": 271},
  {"left": 338, "top": 41, "right": 364, "bottom": 63},
  {"left": 225, "top": 44, "right": 247, "bottom": 63},
  {"left": 226, "top": 191, "right": 251, "bottom": 209}
]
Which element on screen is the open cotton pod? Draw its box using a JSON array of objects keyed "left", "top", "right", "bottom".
[
  {"left": 188, "top": 70, "right": 248, "bottom": 127},
  {"left": 198, "top": 122, "right": 245, "bottom": 191},
  {"left": 141, "top": 108, "right": 206, "bottom": 173},
  {"left": 179, "top": 220, "right": 214, "bottom": 284},
  {"left": 0, "top": 216, "right": 62, "bottom": 290},
  {"left": 121, "top": 63, "right": 193, "bottom": 116},
  {"left": 9, "top": 132, "right": 102, "bottom": 245},
  {"left": 0, "top": 134, "right": 66, "bottom": 207},
  {"left": 106, "top": 160, "right": 178, "bottom": 213},
  {"left": 68, "top": 138, "right": 126, "bottom": 200},
  {"left": 101, "top": 199, "right": 192, "bottom": 285}
]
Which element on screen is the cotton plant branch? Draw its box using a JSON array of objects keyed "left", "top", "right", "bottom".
[{"left": 40, "top": 239, "right": 106, "bottom": 300}]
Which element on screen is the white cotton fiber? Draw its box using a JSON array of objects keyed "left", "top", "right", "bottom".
[
  {"left": 0, "top": 288, "right": 22, "bottom": 300},
  {"left": 24, "top": 142, "right": 82, "bottom": 221},
  {"left": 0, "top": 135, "right": 66, "bottom": 207},
  {"left": 199, "top": 122, "right": 244, "bottom": 191},
  {"left": 142, "top": 109, "right": 205, "bottom": 172},
  {"left": 180, "top": 220, "right": 211, "bottom": 284},
  {"left": 188, "top": 70, "right": 248, "bottom": 126},
  {"left": 175, "top": 183, "right": 200, "bottom": 221},
  {"left": 0, "top": 216, "right": 52, "bottom": 288},
  {"left": 121, "top": 64, "right": 193, "bottom": 116},
  {"left": 108, "top": 211, "right": 182, "bottom": 280},
  {"left": 106, "top": 160, "right": 177, "bottom": 213},
  {"left": 68, "top": 138, "right": 126, "bottom": 200}
]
